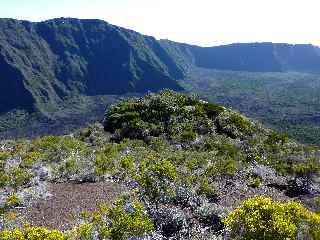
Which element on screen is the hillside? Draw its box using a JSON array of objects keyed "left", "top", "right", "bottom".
[
  {"left": 0, "top": 91, "right": 319, "bottom": 239},
  {"left": 1, "top": 18, "right": 320, "bottom": 144},
  {"left": 0, "top": 18, "right": 184, "bottom": 115},
  {"left": 161, "top": 40, "right": 320, "bottom": 73}
]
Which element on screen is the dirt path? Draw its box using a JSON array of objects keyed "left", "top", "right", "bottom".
[{"left": 20, "top": 181, "right": 126, "bottom": 230}]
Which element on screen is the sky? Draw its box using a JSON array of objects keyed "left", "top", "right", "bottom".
[{"left": 0, "top": 0, "right": 319, "bottom": 47}]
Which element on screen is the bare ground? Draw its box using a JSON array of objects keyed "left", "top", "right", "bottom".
[{"left": 19, "top": 181, "right": 126, "bottom": 230}]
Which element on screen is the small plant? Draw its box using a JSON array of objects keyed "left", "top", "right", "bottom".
[
  {"left": 5, "top": 194, "right": 21, "bottom": 208},
  {"left": 120, "top": 155, "right": 135, "bottom": 176},
  {"left": 10, "top": 168, "right": 34, "bottom": 189},
  {"left": 197, "top": 177, "right": 217, "bottom": 200},
  {"left": 203, "top": 102, "right": 225, "bottom": 118},
  {"left": 0, "top": 150, "right": 11, "bottom": 170},
  {"left": 180, "top": 129, "right": 197, "bottom": 142},
  {"left": 217, "top": 157, "right": 237, "bottom": 176},
  {"left": 248, "top": 176, "right": 263, "bottom": 188},
  {"left": 21, "top": 151, "right": 40, "bottom": 168},
  {"left": 229, "top": 113, "right": 252, "bottom": 132}
]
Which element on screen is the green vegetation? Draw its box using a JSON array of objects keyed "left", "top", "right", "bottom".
[
  {"left": 0, "top": 227, "right": 66, "bottom": 240},
  {"left": 71, "top": 196, "right": 154, "bottom": 240},
  {"left": 225, "top": 196, "right": 320, "bottom": 240},
  {"left": 181, "top": 68, "right": 320, "bottom": 144},
  {"left": 0, "top": 91, "right": 319, "bottom": 239}
]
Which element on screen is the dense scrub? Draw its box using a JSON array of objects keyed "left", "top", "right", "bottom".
[
  {"left": 0, "top": 90, "right": 319, "bottom": 239},
  {"left": 182, "top": 68, "right": 320, "bottom": 144}
]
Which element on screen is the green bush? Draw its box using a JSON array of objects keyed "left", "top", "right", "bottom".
[
  {"left": 229, "top": 113, "right": 252, "bottom": 132},
  {"left": 225, "top": 196, "right": 320, "bottom": 240},
  {"left": 197, "top": 177, "right": 217, "bottom": 200},
  {"left": 248, "top": 176, "right": 262, "bottom": 188},
  {"left": 103, "top": 90, "right": 225, "bottom": 141},
  {"left": 203, "top": 102, "right": 225, "bottom": 117},
  {"left": 0, "top": 227, "right": 66, "bottom": 240}
]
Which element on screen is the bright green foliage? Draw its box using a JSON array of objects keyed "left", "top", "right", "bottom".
[
  {"left": 5, "top": 194, "right": 21, "bottom": 207},
  {"left": 21, "top": 151, "right": 40, "bottom": 168},
  {"left": 9, "top": 168, "right": 34, "bottom": 189},
  {"left": 149, "top": 160, "right": 177, "bottom": 181},
  {"left": 101, "top": 199, "right": 154, "bottom": 240},
  {"left": 0, "top": 227, "right": 66, "bottom": 240},
  {"left": 95, "top": 143, "right": 122, "bottom": 176},
  {"left": 225, "top": 196, "right": 320, "bottom": 240},
  {"left": 69, "top": 223, "right": 93, "bottom": 240}
]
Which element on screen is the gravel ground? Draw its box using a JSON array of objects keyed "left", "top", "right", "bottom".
[{"left": 19, "top": 181, "right": 126, "bottom": 230}]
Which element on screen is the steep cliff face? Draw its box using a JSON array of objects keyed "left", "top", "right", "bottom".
[
  {"left": 161, "top": 40, "right": 320, "bottom": 73},
  {"left": 0, "top": 18, "right": 184, "bottom": 114}
]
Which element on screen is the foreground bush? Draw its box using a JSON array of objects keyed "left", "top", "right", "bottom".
[
  {"left": 225, "top": 196, "right": 320, "bottom": 240},
  {"left": 70, "top": 196, "right": 154, "bottom": 240},
  {"left": 0, "top": 227, "right": 66, "bottom": 240}
]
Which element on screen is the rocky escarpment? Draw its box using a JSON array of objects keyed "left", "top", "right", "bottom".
[{"left": 0, "top": 18, "right": 185, "bottom": 114}]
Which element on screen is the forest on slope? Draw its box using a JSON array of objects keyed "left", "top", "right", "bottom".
[{"left": 1, "top": 18, "right": 320, "bottom": 144}]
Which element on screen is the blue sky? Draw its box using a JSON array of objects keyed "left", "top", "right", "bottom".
[{"left": 1, "top": 0, "right": 319, "bottom": 47}]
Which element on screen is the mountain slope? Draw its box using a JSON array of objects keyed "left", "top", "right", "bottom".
[
  {"left": 161, "top": 40, "right": 320, "bottom": 73},
  {"left": 0, "top": 18, "right": 184, "bottom": 115}
]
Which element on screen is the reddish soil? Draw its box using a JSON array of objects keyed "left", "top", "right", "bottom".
[{"left": 20, "top": 182, "right": 126, "bottom": 230}]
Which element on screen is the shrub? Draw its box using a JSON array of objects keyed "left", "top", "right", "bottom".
[
  {"left": 10, "top": 168, "right": 33, "bottom": 189},
  {"left": 225, "top": 196, "right": 320, "bottom": 240},
  {"left": 21, "top": 151, "right": 40, "bottom": 168},
  {"left": 94, "top": 144, "right": 120, "bottom": 176},
  {"left": 248, "top": 176, "right": 263, "bottom": 188},
  {"left": 203, "top": 102, "right": 225, "bottom": 118},
  {"left": 137, "top": 159, "right": 177, "bottom": 200},
  {"left": 73, "top": 197, "right": 154, "bottom": 240},
  {"left": 0, "top": 227, "right": 66, "bottom": 240},
  {"left": 197, "top": 177, "right": 217, "bottom": 200},
  {"left": 265, "top": 131, "right": 288, "bottom": 145},
  {"left": 103, "top": 90, "right": 227, "bottom": 141},
  {"left": 180, "top": 129, "right": 197, "bottom": 142},
  {"left": 229, "top": 113, "right": 252, "bottom": 132},
  {"left": 0, "top": 150, "right": 11, "bottom": 170},
  {"left": 5, "top": 194, "right": 20, "bottom": 208},
  {"left": 217, "top": 157, "right": 237, "bottom": 176}
]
